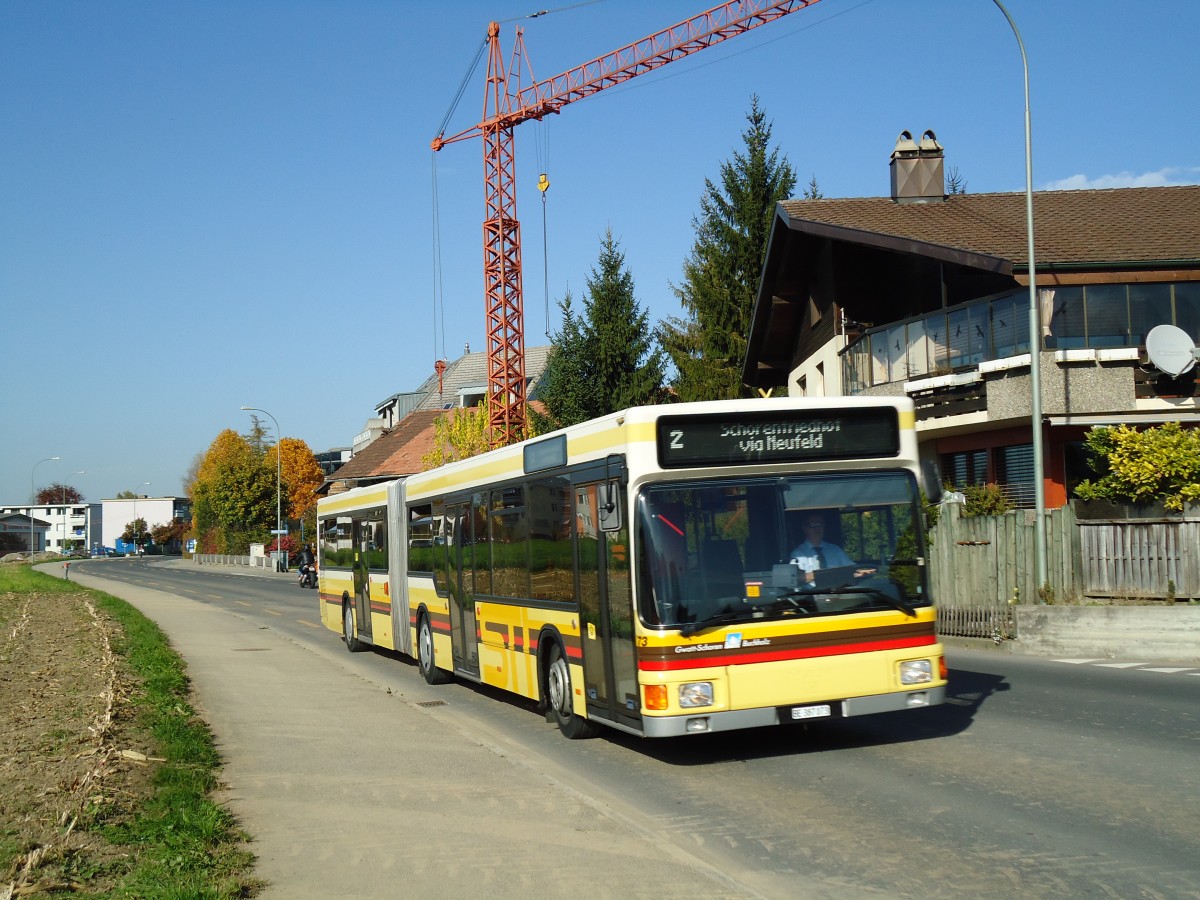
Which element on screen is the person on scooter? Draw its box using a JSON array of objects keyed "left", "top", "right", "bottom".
[{"left": 297, "top": 544, "right": 316, "bottom": 587}]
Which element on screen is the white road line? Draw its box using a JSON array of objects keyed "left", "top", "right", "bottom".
[
  {"left": 1140, "top": 667, "right": 1197, "bottom": 673},
  {"left": 1095, "top": 662, "right": 1144, "bottom": 668},
  {"left": 1053, "top": 659, "right": 1104, "bottom": 665}
]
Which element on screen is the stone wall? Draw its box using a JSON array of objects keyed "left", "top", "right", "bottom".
[{"left": 1013, "top": 605, "right": 1200, "bottom": 661}]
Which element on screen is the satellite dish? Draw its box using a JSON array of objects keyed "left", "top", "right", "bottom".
[{"left": 1145, "top": 324, "right": 1199, "bottom": 377}]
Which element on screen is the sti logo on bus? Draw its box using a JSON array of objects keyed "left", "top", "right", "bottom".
[{"left": 657, "top": 407, "right": 900, "bottom": 468}]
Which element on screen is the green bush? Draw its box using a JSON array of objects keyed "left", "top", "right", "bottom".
[
  {"left": 1074, "top": 422, "right": 1200, "bottom": 510},
  {"left": 960, "top": 483, "right": 1013, "bottom": 518}
]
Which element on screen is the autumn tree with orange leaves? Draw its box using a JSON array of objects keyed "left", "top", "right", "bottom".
[{"left": 267, "top": 437, "right": 324, "bottom": 533}]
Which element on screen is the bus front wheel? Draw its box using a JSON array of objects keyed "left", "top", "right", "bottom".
[
  {"left": 545, "top": 643, "right": 600, "bottom": 740},
  {"left": 342, "top": 602, "right": 363, "bottom": 653},
  {"left": 417, "top": 613, "right": 451, "bottom": 685}
]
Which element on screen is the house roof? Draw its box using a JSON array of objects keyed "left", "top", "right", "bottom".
[
  {"left": 327, "top": 410, "right": 443, "bottom": 485},
  {"left": 400, "top": 346, "right": 554, "bottom": 412},
  {"left": 327, "top": 346, "right": 557, "bottom": 492},
  {"left": 743, "top": 184, "right": 1200, "bottom": 391},
  {"left": 778, "top": 185, "right": 1200, "bottom": 269},
  {"left": 0, "top": 513, "right": 50, "bottom": 528}
]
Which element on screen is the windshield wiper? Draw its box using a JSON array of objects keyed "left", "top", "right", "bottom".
[
  {"left": 679, "top": 593, "right": 820, "bottom": 636},
  {"left": 678, "top": 609, "right": 751, "bottom": 637},
  {"left": 816, "top": 585, "right": 918, "bottom": 616}
]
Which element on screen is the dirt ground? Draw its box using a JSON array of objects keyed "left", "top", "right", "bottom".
[{"left": 0, "top": 582, "right": 157, "bottom": 896}]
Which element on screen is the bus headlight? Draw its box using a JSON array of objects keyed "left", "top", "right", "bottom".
[
  {"left": 899, "top": 659, "right": 933, "bottom": 685},
  {"left": 679, "top": 682, "right": 714, "bottom": 708}
]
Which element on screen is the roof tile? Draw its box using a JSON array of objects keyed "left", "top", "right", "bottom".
[{"left": 780, "top": 186, "right": 1200, "bottom": 267}]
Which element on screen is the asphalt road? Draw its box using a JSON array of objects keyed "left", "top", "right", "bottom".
[{"left": 66, "top": 558, "right": 1200, "bottom": 898}]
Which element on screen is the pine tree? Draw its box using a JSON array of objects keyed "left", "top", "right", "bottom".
[
  {"left": 534, "top": 230, "right": 665, "bottom": 430},
  {"left": 660, "top": 95, "right": 797, "bottom": 401},
  {"left": 532, "top": 291, "right": 593, "bottom": 431}
]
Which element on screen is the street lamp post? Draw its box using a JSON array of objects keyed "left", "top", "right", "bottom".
[
  {"left": 241, "top": 406, "right": 284, "bottom": 571},
  {"left": 30, "top": 456, "right": 60, "bottom": 555},
  {"left": 992, "top": 0, "right": 1047, "bottom": 598}
]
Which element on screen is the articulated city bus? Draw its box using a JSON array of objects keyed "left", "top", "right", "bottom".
[{"left": 317, "top": 396, "right": 946, "bottom": 738}]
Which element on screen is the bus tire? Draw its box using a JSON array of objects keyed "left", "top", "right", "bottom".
[
  {"left": 342, "top": 601, "right": 364, "bottom": 653},
  {"left": 545, "top": 641, "right": 600, "bottom": 739},
  {"left": 417, "top": 612, "right": 451, "bottom": 685}
]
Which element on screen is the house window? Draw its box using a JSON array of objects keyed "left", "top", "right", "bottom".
[
  {"left": 996, "top": 444, "right": 1036, "bottom": 507},
  {"left": 1085, "top": 285, "right": 1131, "bottom": 348},
  {"left": 842, "top": 279, "right": 1200, "bottom": 394},
  {"left": 990, "top": 293, "right": 1028, "bottom": 358},
  {"left": 1173, "top": 283, "right": 1200, "bottom": 341},
  {"left": 940, "top": 449, "right": 987, "bottom": 489},
  {"left": 1129, "top": 283, "right": 1172, "bottom": 345},
  {"left": 941, "top": 445, "right": 1035, "bottom": 507},
  {"left": 1045, "top": 286, "right": 1085, "bottom": 349}
]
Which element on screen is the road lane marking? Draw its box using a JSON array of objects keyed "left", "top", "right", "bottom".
[
  {"left": 1140, "top": 667, "right": 1196, "bottom": 673},
  {"left": 1053, "top": 659, "right": 1103, "bottom": 665},
  {"left": 1095, "top": 662, "right": 1143, "bottom": 668},
  {"left": 263, "top": 608, "right": 282, "bottom": 616},
  {"left": 235, "top": 600, "right": 252, "bottom": 608},
  {"left": 298, "top": 619, "right": 320, "bottom": 629}
]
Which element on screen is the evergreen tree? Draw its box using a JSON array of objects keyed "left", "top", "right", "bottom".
[
  {"left": 534, "top": 230, "right": 665, "bottom": 430},
  {"left": 532, "top": 290, "right": 593, "bottom": 431},
  {"left": 660, "top": 95, "right": 797, "bottom": 401}
]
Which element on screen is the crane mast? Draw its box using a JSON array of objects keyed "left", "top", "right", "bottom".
[{"left": 432, "top": 0, "right": 820, "bottom": 446}]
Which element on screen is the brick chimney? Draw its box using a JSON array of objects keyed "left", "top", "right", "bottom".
[{"left": 890, "top": 129, "right": 945, "bottom": 204}]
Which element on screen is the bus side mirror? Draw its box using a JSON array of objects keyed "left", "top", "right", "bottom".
[{"left": 597, "top": 481, "right": 622, "bottom": 532}]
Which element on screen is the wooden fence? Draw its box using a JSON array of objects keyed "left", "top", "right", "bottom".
[
  {"left": 1076, "top": 519, "right": 1200, "bottom": 600},
  {"left": 929, "top": 502, "right": 1200, "bottom": 639}
]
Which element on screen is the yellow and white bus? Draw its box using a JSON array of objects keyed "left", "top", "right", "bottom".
[{"left": 318, "top": 396, "right": 947, "bottom": 738}]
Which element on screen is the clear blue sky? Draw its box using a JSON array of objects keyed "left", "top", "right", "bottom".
[{"left": 3, "top": 0, "right": 1197, "bottom": 505}]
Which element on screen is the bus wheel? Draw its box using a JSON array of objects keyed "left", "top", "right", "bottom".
[
  {"left": 417, "top": 613, "right": 451, "bottom": 685},
  {"left": 546, "top": 642, "right": 600, "bottom": 739},
  {"left": 342, "top": 602, "right": 363, "bottom": 653}
]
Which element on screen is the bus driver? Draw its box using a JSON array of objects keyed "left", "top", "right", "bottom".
[{"left": 790, "top": 513, "right": 874, "bottom": 583}]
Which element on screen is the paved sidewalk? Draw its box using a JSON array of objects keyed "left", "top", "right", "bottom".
[{"left": 49, "top": 563, "right": 745, "bottom": 899}]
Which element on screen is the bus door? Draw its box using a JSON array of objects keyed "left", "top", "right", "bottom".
[
  {"left": 447, "top": 502, "right": 480, "bottom": 676},
  {"left": 352, "top": 518, "right": 372, "bottom": 642},
  {"left": 575, "top": 481, "right": 640, "bottom": 730}
]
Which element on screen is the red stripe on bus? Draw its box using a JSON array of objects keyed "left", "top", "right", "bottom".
[{"left": 637, "top": 635, "right": 937, "bottom": 671}]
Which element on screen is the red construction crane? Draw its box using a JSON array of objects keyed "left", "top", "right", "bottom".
[{"left": 432, "top": 0, "right": 821, "bottom": 446}]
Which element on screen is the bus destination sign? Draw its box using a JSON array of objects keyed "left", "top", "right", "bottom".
[{"left": 657, "top": 407, "right": 900, "bottom": 468}]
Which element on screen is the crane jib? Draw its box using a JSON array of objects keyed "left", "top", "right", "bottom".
[{"left": 431, "top": 0, "right": 821, "bottom": 446}]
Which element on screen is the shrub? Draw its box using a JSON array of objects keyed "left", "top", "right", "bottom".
[{"left": 960, "top": 483, "right": 1013, "bottom": 518}]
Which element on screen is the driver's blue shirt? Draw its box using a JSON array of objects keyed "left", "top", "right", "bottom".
[{"left": 790, "top": 540, "right": 854, "bottom": 572}]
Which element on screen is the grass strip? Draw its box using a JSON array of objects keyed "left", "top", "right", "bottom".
[{"left": 0, "top": 565, "right": 260, "bottom": 898}]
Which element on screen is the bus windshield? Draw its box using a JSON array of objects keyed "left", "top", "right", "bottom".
[{"left": 635, "top": 471, "right": 929, "bottom": 631}]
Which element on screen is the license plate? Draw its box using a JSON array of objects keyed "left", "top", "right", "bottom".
[{"left": 789, "top": 704, "right": 831, "bottom": 720}]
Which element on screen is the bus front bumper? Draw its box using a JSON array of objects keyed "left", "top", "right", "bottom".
[{"left": 640, "top": 685, "right": 946, "bottom": 738}]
